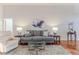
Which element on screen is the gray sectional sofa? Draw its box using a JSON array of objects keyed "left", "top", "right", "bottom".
[{"left": 20, "top": 30, "right": 54, "bottom": 44}]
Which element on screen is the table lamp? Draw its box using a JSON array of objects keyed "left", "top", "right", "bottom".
[
  {"left": 52, "top": 27, "right": 58, "bottom": 35},
  {"left": 16, "top": 27, "right": 23, "bottom": 35}
]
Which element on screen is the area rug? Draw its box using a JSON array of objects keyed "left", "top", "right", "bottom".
[{"left": 2, "top": 45, "right": 71, "bottom": 55}]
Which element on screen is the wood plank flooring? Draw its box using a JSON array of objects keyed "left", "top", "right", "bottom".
[
  {"left": 19, "top": 40, "right": 79, "bottom": 55},
  {"left": 60, "top": 40, "right": 79, "bottom": 55}
]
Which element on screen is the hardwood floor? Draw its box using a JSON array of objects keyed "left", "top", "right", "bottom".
[{"left": 60, "top": 40, "right": 79, "bottom": 55}]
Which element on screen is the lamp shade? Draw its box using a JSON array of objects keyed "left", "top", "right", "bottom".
[
  {"left": 52, "top": 27, "right": 58, "bottom": 33},
  {"left": 17, "top": 27, "right": 23, "bottom": 32}
]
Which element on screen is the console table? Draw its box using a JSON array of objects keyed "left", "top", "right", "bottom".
[{"left": 67, "top": 31, "right": 77, "bottom": 48}]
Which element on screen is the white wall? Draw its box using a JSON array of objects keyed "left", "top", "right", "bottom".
[
  {"left": 57, "top": 17, "right": 79, "bottom": 40},
  {"left": 2, "top": 3, "right": 79, "bottom": 40},
  {"left": 12, "top": 16, "right": 79, "bottom": 40}
]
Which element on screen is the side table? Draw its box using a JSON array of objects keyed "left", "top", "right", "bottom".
[
  {"left": 67, "top": 31, "right": 77, "bottom": 48},
  {"left": 53, "top": 35, "right": 60, "bottom": 44},
  {"left": 15, "top": 35, "right": 23, "bottom": 44}
]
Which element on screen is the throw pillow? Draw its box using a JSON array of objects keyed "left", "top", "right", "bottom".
[
  {"left": 8, "top": 36, "right": 15, "bottom": 41},
  {"left": 43, "top": 31, "right": 48, "bottom": 36}
]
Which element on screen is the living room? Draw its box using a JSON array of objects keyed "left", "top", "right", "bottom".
[{"left": 0, "top": 3, "right": 79, "bottom": 55}]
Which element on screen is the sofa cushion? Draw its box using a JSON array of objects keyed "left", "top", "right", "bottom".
[
  {"left": 30, "top": 31, "right": 43, "bottom": 36},
  {"left": 0, "top": 31, "right": 13, "bottom": 37},
  {"left": 8, "top": 36, "right": 16, "bottom": 41},
  {"left": 43, "top": 31, "right": 48, "bottom": 36}
]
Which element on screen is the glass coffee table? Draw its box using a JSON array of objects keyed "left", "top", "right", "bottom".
[{"left": 28, "top": 41, "right": 45, "bottom": 55}]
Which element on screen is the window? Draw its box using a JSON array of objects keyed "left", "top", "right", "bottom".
[
  {"left": 4, "top": 18, "right": 13, "bottom": 32},
  {"left": 0, "top": 19, "right": 2, "bottom": 31}
]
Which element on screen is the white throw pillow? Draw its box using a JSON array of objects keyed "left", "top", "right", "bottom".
[
  {"left": 43, "top": 31, "right": 48, "bottom": 36},
  {"left": 0, "top": 31, "right": 13, "bottom": 37}
]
